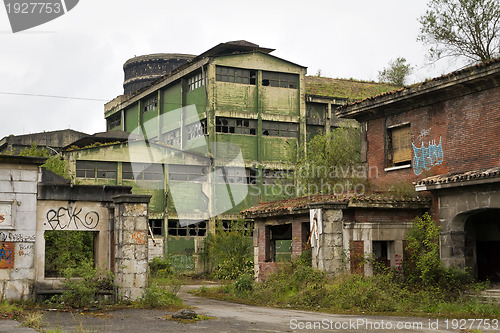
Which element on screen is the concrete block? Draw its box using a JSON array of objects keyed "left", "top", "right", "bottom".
[
  {"left": 20, "top": 170, "right": 38, "bottom": 182},
  {"left": 134, "top": 272, "right": 147, "bottom": 288},
  {"left": 0, "top": 181, "right": 14, "bottom": 193},
  {"left": 13, "top": 181, "right": 37, "bottom": 194}
]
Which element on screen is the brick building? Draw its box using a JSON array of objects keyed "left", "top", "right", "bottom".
[{"left": 337, "top": 58, "right": 500, "bottom": 281}]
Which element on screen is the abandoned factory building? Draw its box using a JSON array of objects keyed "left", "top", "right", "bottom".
[{"left": 54, "top": 40, "right": 397, "bottom": 271}]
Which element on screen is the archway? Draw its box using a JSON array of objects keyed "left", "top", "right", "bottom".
[{"left": 464, "top": 209, "right": 500, "bottom": 281}]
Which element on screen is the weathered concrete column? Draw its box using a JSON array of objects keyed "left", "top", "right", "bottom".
[{"left": 113, "top": 194, "right": 151, "bottom": 301}]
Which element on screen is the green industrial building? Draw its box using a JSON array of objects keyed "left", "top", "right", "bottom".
[{"left": 60, "top": 40, "right": 397, "bottom": 270}]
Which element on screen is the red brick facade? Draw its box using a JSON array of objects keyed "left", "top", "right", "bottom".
[{"left": 365, "top": 86, "right": 500, "bottom": 187}]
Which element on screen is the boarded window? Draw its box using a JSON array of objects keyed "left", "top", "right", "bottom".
[
  {"left": 387, "top": 125, "right": 411, "bottom": 166},
  {"left": 350, "top": 240, "right": 364, "bottom": 274}
]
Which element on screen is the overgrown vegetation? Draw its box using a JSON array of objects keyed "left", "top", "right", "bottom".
[
  {"left": 196, "top": 213, "right": 499, "bottom": 317},
  {"left": 4, "top": 143, "right": 69, "bottom": 178},
  {"left": 202, "top": 219, "right": 253, "bottom": 280},
  {"left": 50, "top": 260, "right": 114, "bottom": 309},
  {"left": 44, "top": 231, "right": 95, "bottom": 277},
  {"left": 292, "top": 127, "right": 363, "bottom": 196}
]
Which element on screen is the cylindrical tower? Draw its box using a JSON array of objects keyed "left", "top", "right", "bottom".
[{"left": 123, "top": 53, "right": 196, "bottom": 95}]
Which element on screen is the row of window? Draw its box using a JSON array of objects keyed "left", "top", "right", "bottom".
[
  {"left": 216, "top": 66, "right": 298, "bottom": 89},
  {"left": 76, "top": 161, "right": 290, "bottom": 187},
  {"left": 152, "top": 219, "right": 253, "bottom": 237},
  {"left": 215, "top": 117, "right": 298, "bottom": 138}
]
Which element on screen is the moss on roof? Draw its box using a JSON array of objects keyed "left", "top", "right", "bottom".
[{"left": 305, "top": 76, "right": 400, "bottom": 101}]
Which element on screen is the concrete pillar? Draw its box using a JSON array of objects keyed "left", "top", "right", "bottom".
[{"left": 113, "top": 194, "right": 151, "bottom": 301}]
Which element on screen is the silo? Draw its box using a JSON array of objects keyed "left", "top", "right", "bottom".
[{"left": 123, "top": 54, "right": 195, "bottom": 95}]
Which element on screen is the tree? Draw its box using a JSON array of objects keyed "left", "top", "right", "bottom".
[
  {"left": 418, "top": 0, "right": 500, "bottom": 64},
  {"left": 293, "top": 127, "right": 362, "bottom": 196},
  {"left": 378, "top": 57, "right": 412, "bottom": 86}
]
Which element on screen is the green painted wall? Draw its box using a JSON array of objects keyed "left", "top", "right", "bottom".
[
  {"left": 214, "top": 134, "right": 258, "bottom": 162},
  {"left": 214, "top": 184, "right": 260, "bottom": 214},
  {"left": 261, "top": 87, "right": 299, "bottom": 116},
  {"left": 215, "top": 83, "right": 257, "bottom": 113},
  {"left": 260, "top": 137, "right": 297, "bottom": 163},
  {"left": 125, "top": 104, "right": 139, "bottom": 133}
]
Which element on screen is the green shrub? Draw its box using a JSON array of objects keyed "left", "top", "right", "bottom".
[
  {"left": 404, "top": 213, "right": 472, "bottom": 292},
  {"left": 233, "top": 273, "right": 254, "bottom": 297},
  {"left": 149, "top": 257, "right": 173, "bottom": 277},
  {"left": 139, "top": 284, "right": 183, "bottom": 308},
  {"left": 60, "top": 260, "right": 114, "bottom": 308},
  {"left": 203, "top": 219, "right": 253, "bottom": 280}
]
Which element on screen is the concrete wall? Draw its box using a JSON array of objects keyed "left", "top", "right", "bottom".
[{"left": 0, "top": 159, "right": 41, "bottom": 300}]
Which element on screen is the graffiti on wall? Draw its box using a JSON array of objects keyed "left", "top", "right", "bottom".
[
  {"left": 46, "top": 206, "right": 100, "bottom": 230},
  {"left": 0, "top": 232, "right": 35, "bottom": 242},
  {"left": 0, "top": 242, "right": 14, "bottom": 269},
  {"left": 412, "top": 137, "right": 444, "bottom": 175}
]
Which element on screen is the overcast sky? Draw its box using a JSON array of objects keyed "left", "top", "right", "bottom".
[{"left": 0, "top": 0, "right": 466, "bottom": 140}]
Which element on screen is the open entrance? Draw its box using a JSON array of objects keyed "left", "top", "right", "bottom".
[
  {"left": 464, "top": 209, "right": 500, "bottom": 281},
  {"left": 44, "top": 230, "right": 96, "bottom": 277}
]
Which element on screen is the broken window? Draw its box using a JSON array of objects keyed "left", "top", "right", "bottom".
[
  {"left": 214, "top": 167, "right": 257, "bottom": 184},
  {"left": 143, "top": 95, "right": 158, "bottom": 113},
  {"left": 168, "top": 164, "right": 207, "bottom": 182},
  {"left": 187, "top": 71, "right": 206, "bottom": 91},
  {"left": 44, "top": 230, "right": 95, "bottom": 277},
  {"left": 163, "top": 128, "right": 181, "bottom": 146},
  {"left": 262, "top": 169, "right": 293, "bottom": 185},
  {"left": 186, "top": 119, "right": 207, "bottom": 140},
  {"left": 387, "top": 124, "right": 411, "bottom": 167},
  {"left": 266, "top": 224, "right": 292, "bottom": 262},
  {"left": 262, "top": 71, "right": 298, "bottom": 88},
  {"left": 122, "top": 163, "right": 163, "bottom": 181},
  {"left": 76, "top": 161, "right": 117, "bottom": 180},
  {"left": 215, "top": 117, "right": 257, "bottom": 135},
  {"left": 167, "top": 220, "right": 206, "bottom": 236},
  {"left": 107, "top": 112, "right": 121, "bottom": 130},
  {"left": 262, "top": 121, "right": 299, "bottom": 138},
  {"left": 216, "top": 66, "right": 256, "bottom": 85},
  {"left": 149, "top": 219, "right": 163, "bottom": 236}
]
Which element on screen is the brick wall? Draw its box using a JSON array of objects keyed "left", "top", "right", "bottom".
[{"left": 366, "top": 86, "right": 500, "bottom": 186}]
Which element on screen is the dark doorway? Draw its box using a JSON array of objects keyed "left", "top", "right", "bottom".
[{"left": 465, "top": 209, "right": 500, "bottom": 281}]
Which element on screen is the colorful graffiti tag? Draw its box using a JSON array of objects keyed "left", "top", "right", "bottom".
[
  {"left": 0, "top": 242, "right": 14, "bottom": 269},
  {"left": 412, "top": 137, "right": 444, "bottom": 175}
]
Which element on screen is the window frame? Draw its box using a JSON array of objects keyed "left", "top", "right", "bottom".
[{"left": 386, "top": 123, "right": 412, "bottom": 169}]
